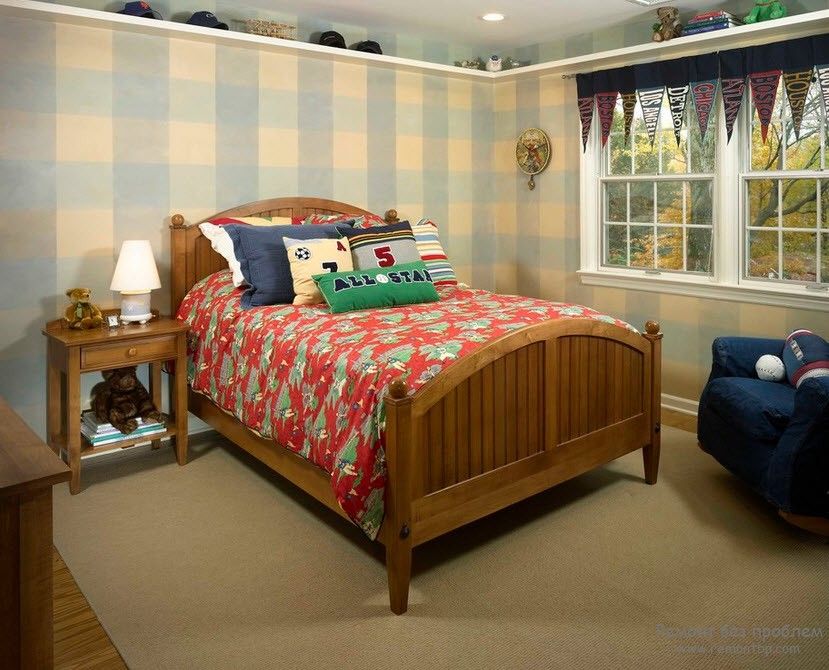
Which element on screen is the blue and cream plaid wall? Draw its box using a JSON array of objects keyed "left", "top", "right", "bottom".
[{"left": 0, "top": 14, "right": 495, "bottom": 434}]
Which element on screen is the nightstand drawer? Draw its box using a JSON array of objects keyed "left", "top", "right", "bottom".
[{"left": 81, "top": 335, "right": 178, "bottom": 370}]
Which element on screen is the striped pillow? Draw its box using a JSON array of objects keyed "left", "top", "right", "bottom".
[
  {"left": 412, "top": 219, "right": 457, "bottom": 286},
  {"left": 340, "top": 221, "right": 421, "bottom": 270}
]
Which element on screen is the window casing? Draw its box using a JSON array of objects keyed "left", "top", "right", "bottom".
[{"left": 580, "top": 81, "right": 829, "bottom": 312}]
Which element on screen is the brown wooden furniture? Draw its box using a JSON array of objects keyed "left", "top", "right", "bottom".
[
  {"left": 0, "top": 396, "right": 71, "bottom": 669},
  {"left": 170, "top": 196, "right": 663, "bottom": 614},
  {"left": 42, "top": 317, "right": 189, "bottom": 494}
]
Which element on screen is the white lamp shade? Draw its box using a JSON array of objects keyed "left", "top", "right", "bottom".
[{"left": 110, "top": 240, "right": 161, "bottom": 293}]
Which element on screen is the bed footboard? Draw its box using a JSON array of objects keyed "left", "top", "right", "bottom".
[{"left": 381, "top": 319, "right": 662, "bottom": 613}]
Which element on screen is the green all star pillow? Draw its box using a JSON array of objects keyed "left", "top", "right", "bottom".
[{"left": 313, "top": 261, "right": 440, "bottom": 313}]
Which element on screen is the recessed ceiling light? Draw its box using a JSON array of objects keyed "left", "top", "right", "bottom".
[{"left": 481, "top": 12, "right": 505, "bottom": 22}]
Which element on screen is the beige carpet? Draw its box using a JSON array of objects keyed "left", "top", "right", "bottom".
[{"left": 54, "top": 427, "right": 828, "bottom": 670}]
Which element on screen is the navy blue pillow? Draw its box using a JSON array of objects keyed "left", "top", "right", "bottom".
[{"left": 226, "top": 223, "right": 349, "bottom": 307}]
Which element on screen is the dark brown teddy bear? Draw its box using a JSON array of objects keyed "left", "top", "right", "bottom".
[{"left": 91, "top": 367, "right": 165, "bottom": 434}]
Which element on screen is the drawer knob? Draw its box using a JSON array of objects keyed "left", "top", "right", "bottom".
[{"left": 127, "top": 347, "right": 138, "bottom": 357}]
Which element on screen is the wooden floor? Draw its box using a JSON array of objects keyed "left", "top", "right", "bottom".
[{"left": 52, "top": 412, "right": 696, "bottom": 669}]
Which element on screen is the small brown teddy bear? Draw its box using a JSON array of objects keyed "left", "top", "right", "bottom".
[
  {"left": 64, "top": 287, "right": 103, "bottom": 329},
  {"left": 91, "top": 366, "right": 165, "bottom": 434},
  {"left": 652, "top": 7, "right": 682, "bottom": 42}
]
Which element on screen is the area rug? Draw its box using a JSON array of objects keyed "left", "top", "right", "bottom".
[{"left": 53, "top": 427, "right": 828, "bottom": 669}]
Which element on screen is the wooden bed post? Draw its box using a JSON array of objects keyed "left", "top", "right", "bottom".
[
  {"left": 170, "top": 213, "right": 187, "bottom": 315},
  {"left": 642, "top": 321, "right": 663, "bottom": 485},
  {"left": 383, "top": 379, "right": 414, "bottom": 615}
]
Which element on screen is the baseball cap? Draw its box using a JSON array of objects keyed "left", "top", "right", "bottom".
[
  {"left": 117, "top": 1, "right": 161, "bottom": 19},
  {"left": 319, "top": 30, "right": 346, "bottom": 49},
  {"left": 354, "top": 40, "right": 382, "bottom": 54},
  {"left": 186, "top": 11, "right": 229, "bottom": 30}
]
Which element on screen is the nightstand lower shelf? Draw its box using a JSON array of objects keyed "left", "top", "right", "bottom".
[{"left": 80, "top": 428, "right": 177, "bottom": 455}]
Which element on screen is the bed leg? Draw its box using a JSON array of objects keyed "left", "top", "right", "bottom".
[
  {"left": 386, "top": 537, "right": 412, "bottom": 615},
  {"left": 643, "top": 442, "right": 660, "bottom": 485}
]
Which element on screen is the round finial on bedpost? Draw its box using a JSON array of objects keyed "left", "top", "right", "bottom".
[
  {"left": 171, "top": 213, "right": 185, "bottom": 228},
  {"left": 388, "top": 379, "right": 409, "bottom": 400},
  {"left": 384, "top": 209, "right": 399, "bottom": 223},
  {"left": 645, "top": 320, "right": 661, "bottom": 336}
]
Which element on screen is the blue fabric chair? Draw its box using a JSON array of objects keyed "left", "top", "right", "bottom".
[{"left": 698, "top": 337, "right": 829, "bottom": 534}]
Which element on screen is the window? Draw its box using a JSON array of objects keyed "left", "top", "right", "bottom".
[
  {"left": 580, "top": 74, "right": 829, "bottom": 311},
  {"left": 602, "top": 95, "right": 716, "bottom": 275},
  {"left": 743, "top": 79, "right": 827, "bottom": 285}
]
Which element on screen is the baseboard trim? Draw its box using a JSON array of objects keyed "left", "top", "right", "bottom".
[{"left": 662, "top": 393, "right": 698, "bottom": 416}]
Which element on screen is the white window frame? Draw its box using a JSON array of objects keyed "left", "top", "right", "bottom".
[{"left": 579, "top": 97, "right": 829, "bottom": 312}]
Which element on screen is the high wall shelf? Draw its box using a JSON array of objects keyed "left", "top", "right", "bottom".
[{"left": 3, "top": 0, "right": 829, "bottom": 82}]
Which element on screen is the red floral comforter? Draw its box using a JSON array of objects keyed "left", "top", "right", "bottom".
[{"left": 177, "top": 271, "right": 634, "bottom": 539}]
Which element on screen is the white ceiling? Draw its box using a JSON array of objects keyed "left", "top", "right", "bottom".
[{"left": 244, "top": 0, "right": 738, "bottom": 49}]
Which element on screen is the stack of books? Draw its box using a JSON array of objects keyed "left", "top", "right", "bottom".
[
  {"left": 81, "top": 410, "right": 165, "bottom": 447},
  {"left": 682, "top": 10, "right": 743, "bottom": 36}
]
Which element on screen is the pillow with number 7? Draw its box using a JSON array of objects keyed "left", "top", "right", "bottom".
[
  {"left": 284, "top": 237, "right": 353, "bottom": 305},
  {"left": 339, "top": 221, "right": 421, "bottom": 270}
]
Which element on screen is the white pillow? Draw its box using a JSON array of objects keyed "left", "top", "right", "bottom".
[{"left": 198, "top": 217, "right": 293, "bottom": 287}]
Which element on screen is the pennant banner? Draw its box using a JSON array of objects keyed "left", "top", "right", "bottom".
[
  {"left": 576, "top": 73, "right": 595, "bottom": 152},
  {"left": 749, "top": 70, "right": 782, "bottom": 143},
  {"left": 667, "top": 85, "right": 690, "bottom": 146},
  {"left": 596, "top": 91, "right": 618, "bottom": 146},
  {"left": 783, "top": 69, "right": 813, "bottom": 139},
  {"left": 571, "top": 35, "right": 829, "bottom": 149},
  {"left": 690, "top": 80, "right": 718, "bottom": 140},
  {"left": 638, "top": 86, "right": 665, "bottom": 147}
]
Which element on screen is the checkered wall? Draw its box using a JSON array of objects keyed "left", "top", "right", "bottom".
[
  {"left": 0, "top": 15, "right": 495, "bottom": 435},
  {"left": 496, "top": 73, "right": 829, "bottom": 401}
]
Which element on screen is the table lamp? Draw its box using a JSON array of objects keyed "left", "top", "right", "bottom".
[{"left": 110, "top": 240, "right": 161, "bottom": 324}]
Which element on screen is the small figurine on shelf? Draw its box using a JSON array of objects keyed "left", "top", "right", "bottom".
[
  {"left": 652, "top": 7, "right": 682, "bottom": 42},
  {"left": 486, "top": 55, "right": 503, "bottom": 72},
  {"left": 743, "top": 0, "right": 787, "bottom": 23}
]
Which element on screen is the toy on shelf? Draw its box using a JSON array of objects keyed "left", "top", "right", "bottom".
[
  {"left": 63, "top": 288, "right": 103, "bottom": 330},
  {"left": 652, "top": 7, "right": 682, "bottom": 42},
  {"left": 744, "top": 0, "right": 787, "bottom": 23}
]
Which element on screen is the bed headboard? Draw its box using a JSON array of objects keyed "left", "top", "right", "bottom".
[{"left": 169, "top": 197, "right": 399, "bottom": 314}]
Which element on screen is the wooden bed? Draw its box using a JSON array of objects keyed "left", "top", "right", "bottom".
[{"left": 169, "top": 197, "right": 663, "bottom": 615}]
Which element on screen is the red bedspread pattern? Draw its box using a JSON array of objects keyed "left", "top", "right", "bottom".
[{"left": 177, "top": 271, "right": 633, "bottom": 538}]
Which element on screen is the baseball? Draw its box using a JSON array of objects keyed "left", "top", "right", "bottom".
[{"left": 756, "top": 354, "right": 785, "bottom": 382}]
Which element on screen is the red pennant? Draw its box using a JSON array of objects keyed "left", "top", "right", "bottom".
[
  {"left": 667, "top": 85, "right": 690, "bottom": 147},
  {"left": 596, "top": 91, "right": 618, "bottom": 147},
  {"left": 578, "top": 96, "right": 594, "bottom": 151},
  {"left": 783, "top": 69, "right": 812, "bottom": 140},
  {"left": 637, "top": 86, "right": 665, "bottom": 147},
  {"left": 691, "top": 79, "right": 718, "bottom": 141},
  {"left": 749, "top": 70, "right": 782, "bottom": 143},
  {"left": 621, "top": 92, "right": 637, "bottom": 144},
  {"left": 721, "top": 77, "right": 746, "bottom": 143}
]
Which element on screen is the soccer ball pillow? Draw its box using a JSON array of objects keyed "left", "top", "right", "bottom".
[
  {"left": 782, "top": 329, "right": 829, "bottom": 388},
  {"left": 283, "top": 237, "right": 353, "bottom": 305}
]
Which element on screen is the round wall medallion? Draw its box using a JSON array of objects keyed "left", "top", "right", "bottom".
[{"left": 516, "top": 128, "right": 551, "bottom": 190}]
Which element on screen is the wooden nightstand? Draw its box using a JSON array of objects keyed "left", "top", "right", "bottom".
[{"left": 42, "top": 316, "right": 189, "bottom": 494}]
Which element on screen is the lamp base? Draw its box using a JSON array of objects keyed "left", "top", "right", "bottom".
[{"left": 119, "top": 292, "right": 154, "bottom": 324}]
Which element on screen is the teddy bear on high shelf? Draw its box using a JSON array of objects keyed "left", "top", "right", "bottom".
[
  {"left": 63, "top": 287, "right": 103, "bottom": 329},
  {"left": 91, "top": 366, "right": 165, "bottom": 434}
]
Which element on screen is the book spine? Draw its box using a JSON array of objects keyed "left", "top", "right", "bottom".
[
  {"left": 690, "top": 10, "right": 734, "bottom": 21},
  {"left": 683, "top": 23, "right": 734, "bottom": 35},
  {"left": 686, "top": 17, "right": 742, "bottom": 28},
  {"left": 82, "top": 425, "right": 165, "bottom": 441},
  {"left": 84, "top": 428, "right": 166, "bottom": 446}
]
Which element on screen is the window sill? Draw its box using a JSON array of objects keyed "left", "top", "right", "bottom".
[{"left": 578, "top": 270, "right": 829, "bottom": 312}]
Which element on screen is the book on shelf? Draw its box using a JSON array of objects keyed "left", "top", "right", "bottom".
[
  {"left": 689, "top": 9, "right": 737, "bottom": 22},
  {"left": 81, "top": 423, "right": 166, "bottom": 446},
  {"left": 685, "top": 16, "right": 743, "bottom": 28},
  {"left": 682, "top": 21, "right": 739, "bottom": 36},
  {"left": 82, "top": 409, "right": 162, "bottom": 434}
]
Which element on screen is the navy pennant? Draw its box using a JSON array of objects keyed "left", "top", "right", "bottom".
[
  {"left": 576, "top": 73, "right": 595, "bottom": 151},
  {"left": 667, "top": 85, "right": 690, "bottom": 146},
  {"left": 638, "top": 87, "right": 665, "bottom": 146},
  {"left": 720, "top": 48, "right": 748, "bottom": 143}
]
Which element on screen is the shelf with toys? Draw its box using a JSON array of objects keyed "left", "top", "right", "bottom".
[{"left": 2, "top": 0, "right": 829, "bottom": 82}]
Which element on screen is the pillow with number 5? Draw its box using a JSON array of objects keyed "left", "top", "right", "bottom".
[
  {"left": 284, "top": 237, "right": 353, "bottom": 305},
  {"left": 339, "top": 220, "right": 421, "bottom": 270}
]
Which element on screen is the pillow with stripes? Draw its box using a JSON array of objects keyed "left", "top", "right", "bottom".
[
  {"left": 411, "top": 219, "right": 457, "bottom": 286},
  {"left": 339, "top": 221, "right": 421, "bottom": 270}
]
